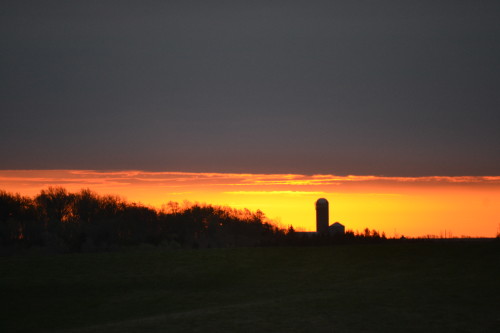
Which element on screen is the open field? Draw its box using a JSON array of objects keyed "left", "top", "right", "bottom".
[{"left": 1, "top": 241, "right": 499, "bottom": 332}]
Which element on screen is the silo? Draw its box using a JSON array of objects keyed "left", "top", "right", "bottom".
[{"left": 315, "top": 198, "right": 329, "bottom": 234}]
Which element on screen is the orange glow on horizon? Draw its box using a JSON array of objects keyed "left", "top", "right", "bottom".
[{"left": 1, "top": 170, "right": 499, "bottom": 238}]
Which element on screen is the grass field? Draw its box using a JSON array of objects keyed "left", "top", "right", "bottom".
[{"left": 1, "top": 241, "right": 499, "bottom": 332}]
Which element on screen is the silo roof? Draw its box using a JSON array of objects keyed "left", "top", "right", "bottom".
[{"left": 316, "top": 198, "right": 328, "bottom": 204}]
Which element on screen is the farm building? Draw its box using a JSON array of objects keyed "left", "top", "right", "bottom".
[{"left": 329, "top": 222, "right": 345, "bottom": 236}]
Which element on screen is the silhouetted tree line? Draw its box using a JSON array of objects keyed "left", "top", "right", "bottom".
[
  {"left": 0, "top": 187, "right": 286, "bottom": 252},
  {"left": 0, "top": 187, "right": 395, "bottom": 253}
]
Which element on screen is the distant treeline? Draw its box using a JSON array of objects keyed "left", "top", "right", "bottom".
[{"left": 0, "top": 187, "right": 388, "bottom": 253}]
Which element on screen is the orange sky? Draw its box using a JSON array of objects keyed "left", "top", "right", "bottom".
[{"left": 1, "top": 170, "right": 499, "bottom": 237}]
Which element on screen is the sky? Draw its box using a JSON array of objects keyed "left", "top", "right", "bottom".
[
  {"left": 1, "top": 1, "right": 499, "bottom": 175},
  {"left": 1, "top": 2, "right": 499, "bottom": 237},
  {"left": 1, "top": 170, "right": 499, "bottom": 237}
]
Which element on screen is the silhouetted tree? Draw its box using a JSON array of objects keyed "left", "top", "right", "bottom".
[{"left": 0, "top": 187, "right": 396, "bottom": 252}]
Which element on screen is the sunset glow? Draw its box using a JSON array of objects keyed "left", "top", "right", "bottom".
[{"left": 1, "top": 170, "right": 499, "bottom": 238}]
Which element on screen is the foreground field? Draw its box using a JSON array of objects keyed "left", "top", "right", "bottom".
[{"left": 2, "top": 242, "right": 499, "bottom": 332}]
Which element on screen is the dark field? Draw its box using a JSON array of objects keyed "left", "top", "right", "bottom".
[{"left": 2, "top": 242, "right": 499, "bottom": 332}]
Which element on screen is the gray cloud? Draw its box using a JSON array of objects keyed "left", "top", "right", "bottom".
[{"left": 1, "top": 1, "right": 499, "bottom": 175}]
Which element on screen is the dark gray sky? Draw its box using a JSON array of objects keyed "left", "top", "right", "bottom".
[{"left": 1, "top": 1, "right": 499, "bottom": 176}]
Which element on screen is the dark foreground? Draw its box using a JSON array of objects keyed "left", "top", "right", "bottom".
[{"left": 2, "top": 241, "right": 499, "bottom": 332}]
